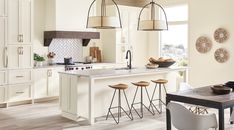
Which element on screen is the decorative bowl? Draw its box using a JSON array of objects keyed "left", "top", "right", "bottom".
[
  {"left": 145, "top": 64, "right": 159, "bottom": 69},
  {"left": 225, "top": 81, "right": 234, "bottom": 90},
  {"left": 152, "top": 61, "right": 176, "bottom": 68},
  {"left": 211, "top": 85, "right": 232, "bottom": 95}
]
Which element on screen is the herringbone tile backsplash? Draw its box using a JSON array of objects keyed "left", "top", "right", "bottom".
[{"left": 49, "top": 39, "right": 83, "bottom": 63}]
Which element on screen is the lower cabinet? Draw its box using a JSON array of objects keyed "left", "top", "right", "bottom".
[
  {"left": 33, "top": 67, "right": 63, "bottom": 99},
  {"left": 8, "top": 84, "right": 32, "bottom": 102},
  {"left": 0, "top": 86, "right": 6, "bottom": 103},
  {"left": 0, "top": 70, "right": 7, "bottom": 85}
]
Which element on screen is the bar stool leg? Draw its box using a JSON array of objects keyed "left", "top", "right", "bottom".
[
  {"left": 118, "top": 89, "right": 121, "bottom": 122},
  {"left": 106, "top": 89, "right": 117, "bottom": 120},
  {"left": 149, "top": 84, "right": 160, "bottom": 114},
  {"left": 140, "top": 87, "right": 143, "bottom": 118},
  {"left": 159, "top": 84, "right": 162, "bottom": 113},
  {"left": 130, "top": 87, "right": 141, "bottom": 118},
  {"left": 123, "top": 90, "right": 133, "bottom": 120}
]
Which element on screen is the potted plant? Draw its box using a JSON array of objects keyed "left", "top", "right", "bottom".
[
  {"left": 47, "top": 52, "right": 56, "bottom": 65},
  {"left": 34, "top": 53, "right": 45, "bottom": 67}
]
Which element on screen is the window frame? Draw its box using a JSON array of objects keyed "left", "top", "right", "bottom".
[{"left": 159, "top": 4, "right": 189, "bottom": 62}]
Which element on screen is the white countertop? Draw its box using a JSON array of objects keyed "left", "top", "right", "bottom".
[{"left": 59, "top": 67, "right": 188, "bottom": 79}]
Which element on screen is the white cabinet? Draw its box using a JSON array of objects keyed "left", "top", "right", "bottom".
[
  {"left": 33, "top": 68, "right": 47, "bottom": 98},
  {"left": 0, "top": 17, "right": 7, "bottom": 69},
  {"left": 8, "top": 83, "right": 31, "bottom": 102},
  {"left": 0, "top": 71, "right": 7, "bottom": 85},
  {"left": 8, "top": 0, "right": 32, "bottom": 45},
  {"left": 0, "top": 86, "right": 6, "bottom": 103},
  {"left": 48, "top": 68, "right": 60, "bottom": 96},
  {"left": 34, "top": 67, "right": 63, "bottom": 99},
  {"left": 8, "top": 69, "right": 32, "bottom": 84},
  {"left": 7, "top": 45, "right": 32, "bottom": 69},
  {"left": 0, "top": 0, "right": 7, "bottom": 17}
]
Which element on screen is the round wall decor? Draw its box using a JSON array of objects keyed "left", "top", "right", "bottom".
[
  {"left": 214, "top": 28, "right": 229, "bottom": 43},
  {"left": 196, "top": 36, "right": 212, "bottom": 53},
  {"left": 214, "top": 48, "right": 229, "bottom": 63}
]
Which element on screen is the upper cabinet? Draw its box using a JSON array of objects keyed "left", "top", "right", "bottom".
[
  {"left": 8, "top": 0, "right": 32, "bottom": 45},
  {"left": 0, "top": 17, "right": 7, "bottom": 69},
  {"left": 0, "top": 0, "right": 7, "bottom": 17}
]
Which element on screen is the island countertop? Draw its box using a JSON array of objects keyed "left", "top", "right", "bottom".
[{"left": 59, "top": 67, "right": 188, "bottom": 78}]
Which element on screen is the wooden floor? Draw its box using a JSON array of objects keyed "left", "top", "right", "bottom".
[{"left": 0, "top": 100, "right": 234, "bottom": 130}]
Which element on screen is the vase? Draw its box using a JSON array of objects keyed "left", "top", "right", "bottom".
[
  {"left": 48, "top": 59, "right": 54, "bottom": 65},
  {"left": 36, "top": 61, "right": 43, "bottom": 67}
]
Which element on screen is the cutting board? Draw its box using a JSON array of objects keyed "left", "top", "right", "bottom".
[{"left": 90, "top": 47, "right": 102, "bottom": 62}]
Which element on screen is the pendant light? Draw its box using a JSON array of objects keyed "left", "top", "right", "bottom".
[
  {"left": 86, "top": 0, "right": 122, "bottom": 29},
  {"left": 137, "top": 0, "right": 168, "bottom": 31}
]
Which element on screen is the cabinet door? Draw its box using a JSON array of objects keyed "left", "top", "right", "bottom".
[
  {"left": 7, "top": 45, "right": 32, "bottom": 69},
  {"left": 7, "top": 46, "right": 20, "bottom": 68},
  {"left": 8, "top": 0, "right": 20, "bottom": 44},
  {"left": 0, "top": 17, "right": 6, "bottom": 69},
  {"left": 48, "top": 68, "right": 63, "bottom": 96},
  {"left": 20, "top": 0, "right": 32, "bottom": 44},
  {"left": 19, "top": 45, "right": 32, "bottom": 68},
  {"left": 0, "top": 0, "right": 7, "bottom": 17},
  {"left": 33, "top": 69, "right": 47, "bottom": 99},
  {"left": 0, "top": 71, "right": 7, "bottom": 85},
  {"left": 8, "top": 0, "right": 32, "bottom": 45},
  {"left": 0, "top": 86, "right": 6, "bottom": 103}
]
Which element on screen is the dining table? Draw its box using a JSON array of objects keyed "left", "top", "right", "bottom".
[{"left": 166, "top": 86, "right": 234, "bottom": 130}]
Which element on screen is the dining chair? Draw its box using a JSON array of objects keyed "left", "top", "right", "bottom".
[
  {"left": 167, "top": 102, "right": 218, "bottom": 130},
  {"left": 178, "top": 82, "right": 208, "bottom": 114}
]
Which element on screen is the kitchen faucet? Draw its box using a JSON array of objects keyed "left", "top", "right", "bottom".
[{"left": 126, "top": 50, "right": 132, "bottom": 69}]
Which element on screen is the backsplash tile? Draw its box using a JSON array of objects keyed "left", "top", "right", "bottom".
[{"left": 49, "top": 39, "right": 83, "bottom": 63}]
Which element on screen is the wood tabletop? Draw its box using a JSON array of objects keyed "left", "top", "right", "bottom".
[{"left": 167, "top": 86, "right": 234, "bottom": 108}]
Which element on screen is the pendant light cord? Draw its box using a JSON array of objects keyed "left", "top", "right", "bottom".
[{"left": 101, "top": 0, "right": 106, "bottom": 16}]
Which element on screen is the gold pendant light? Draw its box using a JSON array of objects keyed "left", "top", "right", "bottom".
[
  {"left": 86, "top": 0, "right": 122, "bottom": 29},
  {"left": 137, "top": 0, "right": 168, "bottom": 31}
]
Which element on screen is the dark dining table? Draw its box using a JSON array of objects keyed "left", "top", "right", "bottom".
[{"left": 166, "top": 86, "right": 234, "bottom": 130}]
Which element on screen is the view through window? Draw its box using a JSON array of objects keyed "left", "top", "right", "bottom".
[{"left": 160, "top": 4, "right": 188, "bottom": 66}]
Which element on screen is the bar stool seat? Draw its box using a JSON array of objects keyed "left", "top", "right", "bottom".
[
  {"left": 132, "top": 81, "right": 150, "bottom": 87},
  {"left": 109, "top": 84, "right": 128, "bottom": 90},
  {"left": 130, "top": 81, "right": 154, "bottom": 118},
  {"left": 152, "top": 79, "right": 168, "bottom": 84},
  {"left": 106, "top": 83, "right": 132, "bottom": 124}
]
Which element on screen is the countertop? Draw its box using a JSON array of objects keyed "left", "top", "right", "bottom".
[
  {"left": 59, "top": 67, "right": 188, "bottom": 78},
  {"left": 33, "top": 62, "right": 120, "bottom": 69}
]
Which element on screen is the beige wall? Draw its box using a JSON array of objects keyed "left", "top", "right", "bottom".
[
  {"left": 148, "top": 0, "right": 234, "bottom": 87},
  {"left": 189, "top": 0, "right": 234, "bottom": 87}
]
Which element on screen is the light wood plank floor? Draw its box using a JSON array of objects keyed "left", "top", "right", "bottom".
[{"left": 0, "top": 100, "right": 234, "bottom": 130}]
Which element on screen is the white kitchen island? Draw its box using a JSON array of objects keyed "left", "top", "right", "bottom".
[{"left": 59, "top": 67, "right": 188, "bottom": 124}]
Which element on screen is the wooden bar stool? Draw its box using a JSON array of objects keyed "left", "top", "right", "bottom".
[
  {"left": 106, "top": 84, "right": 133, "bottom": 124},
  {"left": 130, "top": 81, "right": 155, "bottom": 118},
  {"left": 150, "top": 79, "right": 168, "bottom": 113}
]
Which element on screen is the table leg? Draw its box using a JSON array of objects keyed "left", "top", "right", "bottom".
[
  {"left": 231, "top": 107, "right": 233, "bottom": 124},
  {"left": 88, "top": 78, "right": 95, "bottom": 125},
  {"left": 166, "top": 97, "right": 171, "bottom": 130},
  {"left": 218, "top": 108, "right": 225, "bottom": 130}
]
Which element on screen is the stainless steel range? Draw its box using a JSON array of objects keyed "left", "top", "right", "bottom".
[
  {"left": 56, "top": 62, "right": 93, "bottom": 71},
  {"left": 65, "top": 64, "right": 93, "bottom": 71}
]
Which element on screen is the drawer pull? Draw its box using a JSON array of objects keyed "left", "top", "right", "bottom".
[
  {"left": 16, "top": 76, "right": 24, "bottom": 78},
  {"left": 16, "top": 92, "right": 24, "bottom": 94}
]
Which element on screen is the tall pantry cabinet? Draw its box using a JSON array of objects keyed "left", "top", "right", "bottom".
[{"left": 0, "top": 0, "right": 33, "bottom": 107}]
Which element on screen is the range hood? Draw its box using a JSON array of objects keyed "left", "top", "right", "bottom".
[{"left": 44, "top": 31, "right": 100, "bottom": 46}]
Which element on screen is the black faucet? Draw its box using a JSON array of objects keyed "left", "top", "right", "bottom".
[{"left": 126, "top": 50, "right": 132, "bottom": 69}]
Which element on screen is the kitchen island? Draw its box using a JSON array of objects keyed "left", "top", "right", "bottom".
[{"left": 59, "top": 67, "right": 188, "bottom": 124}]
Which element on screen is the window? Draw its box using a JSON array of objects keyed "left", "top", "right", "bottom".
[{"left": 160, "top": 4, "right": 188, "bottom": 66}]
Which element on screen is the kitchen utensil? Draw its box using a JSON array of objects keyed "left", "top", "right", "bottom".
[{"left": 64, "top": 57, "right": 73, "bottom": 65}]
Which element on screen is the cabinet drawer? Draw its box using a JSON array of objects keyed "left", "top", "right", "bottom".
[
  {"left": 0, "top": 86, "right": 6, "bottom": 103},
  {"left": 8, "top": 69, "right": 32, "bottom": 84},
  {"left": 9, "top": 84, "right": 31, "bottom": 102}
]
